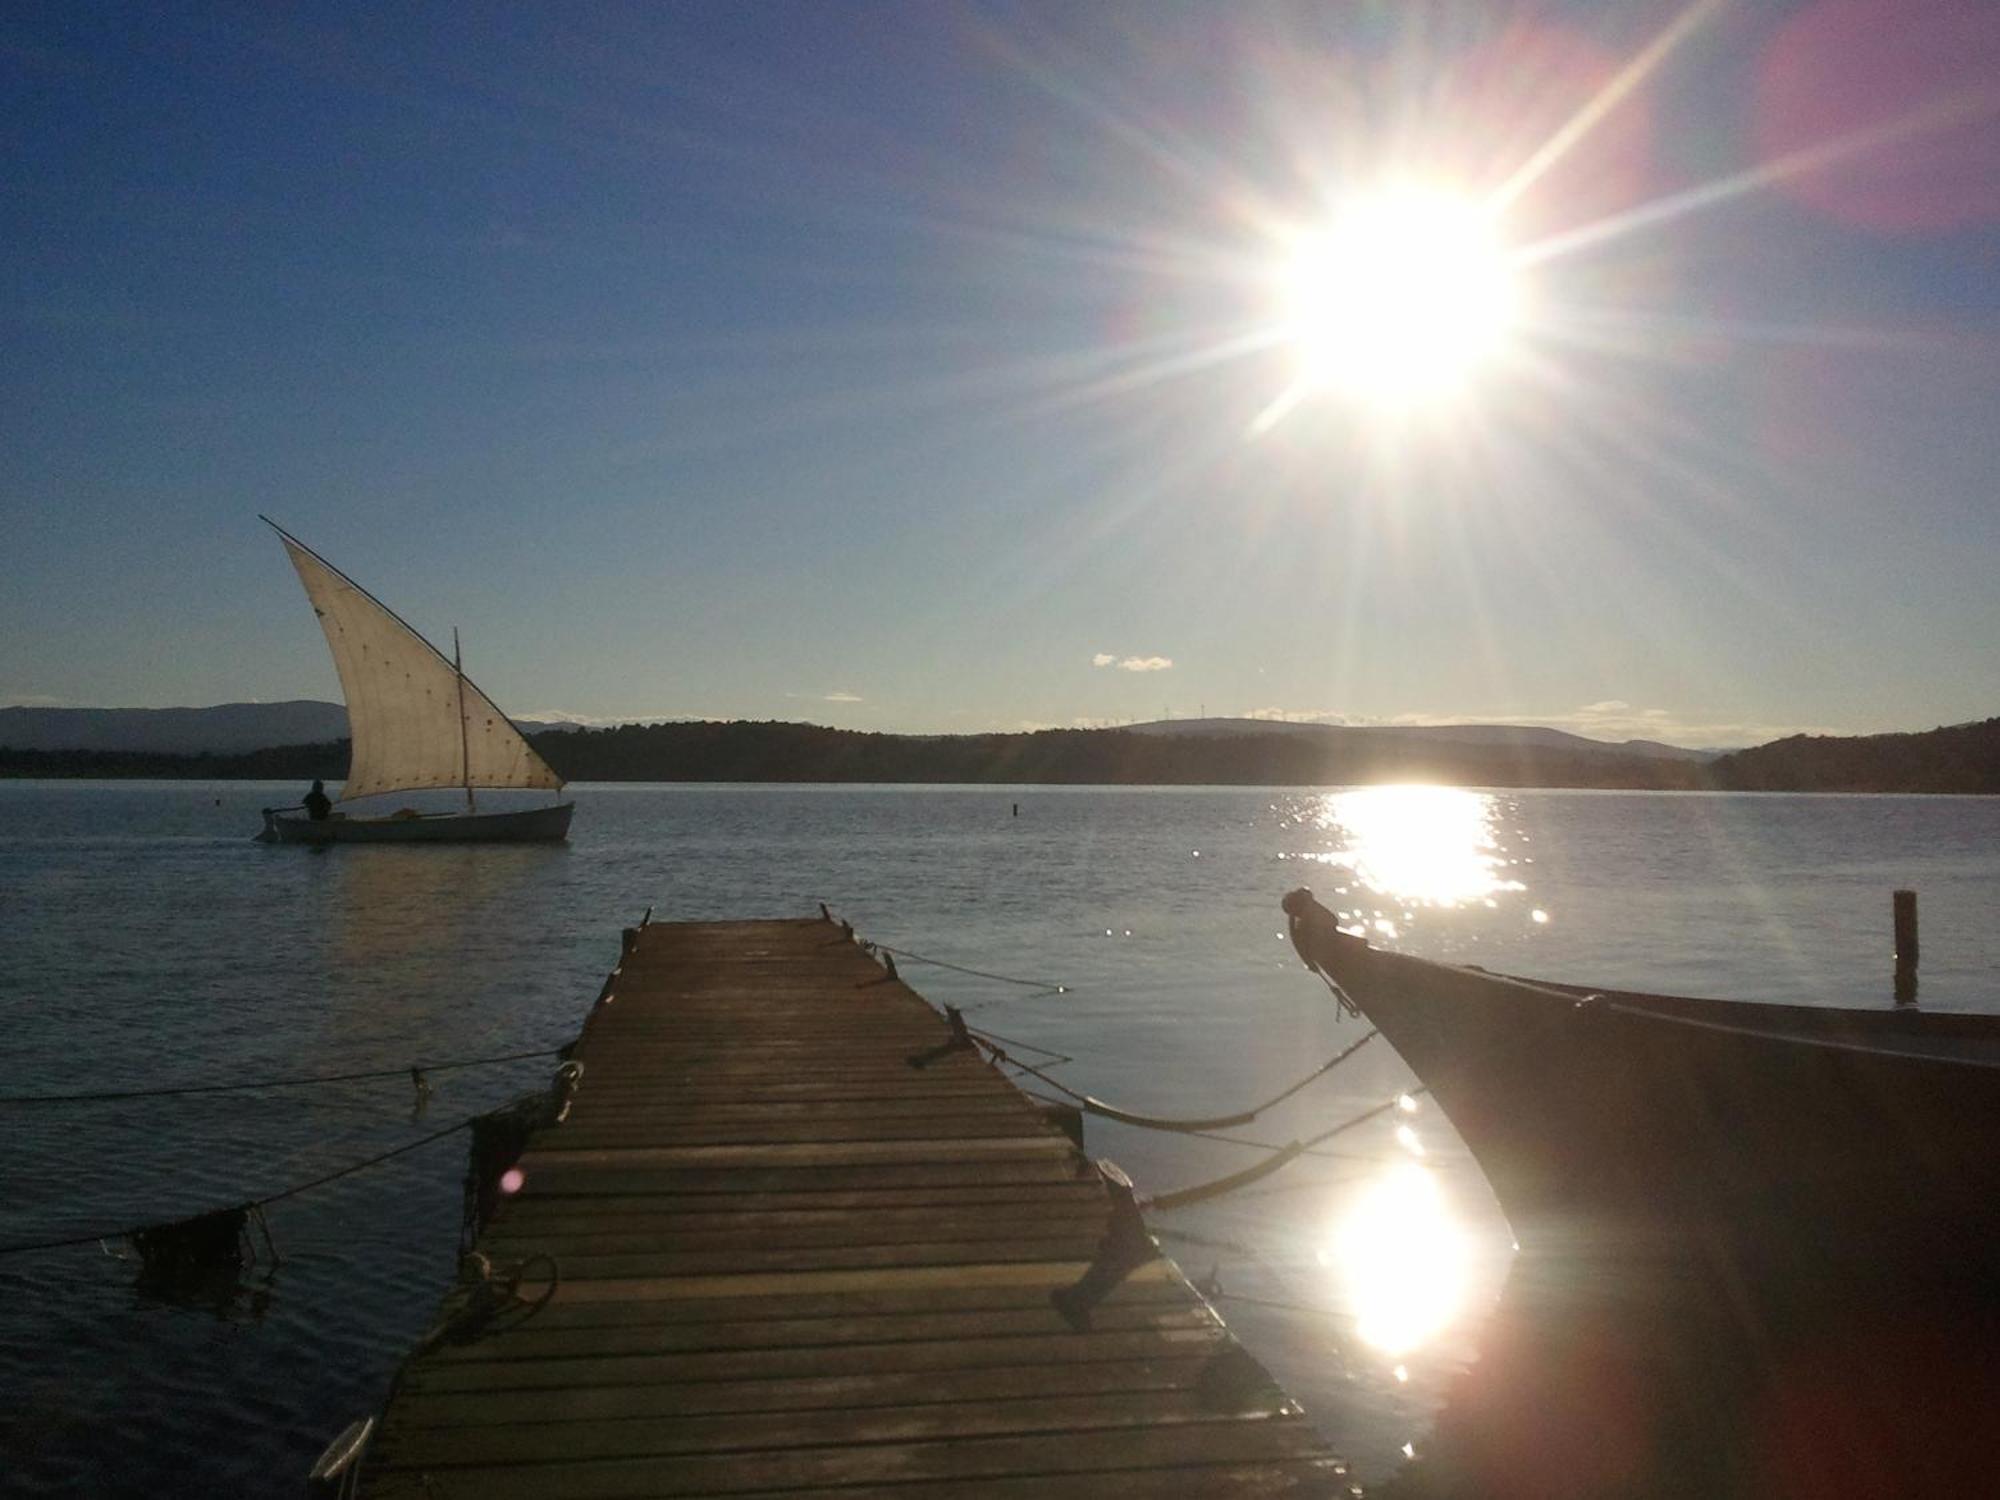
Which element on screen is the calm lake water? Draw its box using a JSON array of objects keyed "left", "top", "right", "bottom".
[{"left": 2, "top": 781, "right": 1996, "bottom": 1494}]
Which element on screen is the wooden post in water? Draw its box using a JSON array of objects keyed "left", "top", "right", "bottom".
[{"left": 1893, "top": 889, "right": 1919, "bottom": 1006}]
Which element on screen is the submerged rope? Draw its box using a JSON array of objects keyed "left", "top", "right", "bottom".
[
  {"left": 1212, "top": 1289, "right": 1337, "bottom": 1318},
  {"left": 1146, "top": 1089, "right": 1429, "bottom": 1211},
  {"left": 1147, "top": 1142, "right": 1311, "bottom": 1209},
  {"left": 0, "top": 1114, "right": 481, "bottom": 1258},
  {"left": 0, "top": 1047, "right": 562, "bottom": 1107},
  {"left": 962, "top": 1024, "right": 1073, "bottom": 1066},
  {"left": 1011, "top": 1086, "right": 1374, "bottom": 1165}
]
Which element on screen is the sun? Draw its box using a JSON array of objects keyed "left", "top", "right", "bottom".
[{"left": 1277, "top": 184, "right": 1522, "bottom": 407}]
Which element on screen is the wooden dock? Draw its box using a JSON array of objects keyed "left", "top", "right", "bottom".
[{"left": 360, "top": 916, "right": 1352, "bottom": 1497}]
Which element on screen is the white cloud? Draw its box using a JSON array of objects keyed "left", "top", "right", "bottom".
[
  {"left": 1091, "top": 653, "right": 1117, "bottom": 667},
  {"left": 1092, "top": 654, "right": 1173, "bottom": 672},
  {"left": 1246, "top": 707, "right": 1349, "bottom": 724},
  {"left": 515, "top": 709, "right": 706, "bottom": 726},
  {"left": 822, "top": 691, "right": 864, "bottom": 704}
]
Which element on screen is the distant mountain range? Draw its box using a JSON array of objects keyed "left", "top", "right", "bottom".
[
  {"left": 3, "top": 702, "right": 1994, "bottom": 792},
  {"left": 0, "top": 700, "right": 351, "bottom": 754},
  {"left": 1, "top": 700, "right": 1716, "bottom": 760},
  {"left": 0, "top": 700, "right": 573, "bottom": 754},
  {"left": 520, "top": 719, "right": 1720, "bottom": 789},
  {"left": 1119, "top": 717, "right": 1725, "bottom": 762}
]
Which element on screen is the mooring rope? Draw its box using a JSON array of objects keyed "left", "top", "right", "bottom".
[
  {"left": 817, "top": 907, "right": 1070, "bottom": 1003},
  {"left": 1155, "top": 1224, "right": 1261, "bottom": 1255},
  {"left": 977, "top": 1030, "right": 1378, "bottom": 1133},
  {"left": 0, "top": 1046, "right": 563, "bottom": 1107},
  {"left": 861, "top": 940, "right": 1068, "bottom": 997},
  {"left": 834, "top": 902, "right": 1411, "bottom": 1210}
]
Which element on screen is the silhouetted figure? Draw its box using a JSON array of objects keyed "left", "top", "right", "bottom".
[{"left": 303, "top": 780, "right": 332, "bottom": 821}]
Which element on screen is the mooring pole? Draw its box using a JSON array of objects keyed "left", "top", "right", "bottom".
[{"left": 1893, "top": 889, "right": 1919, "bottom": 1006}]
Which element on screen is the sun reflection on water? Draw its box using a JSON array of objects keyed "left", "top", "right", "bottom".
[
  {"left": 1308, "top": 785, "right": 1526, "bottom": 909},
  {"left": 1326, "top": 1163, "right": 1472, "bottom": 1356}
]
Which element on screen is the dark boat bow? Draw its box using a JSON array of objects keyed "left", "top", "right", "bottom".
[{"left": 1282, "top": 886, "right": 2000, "bottom": 1296}]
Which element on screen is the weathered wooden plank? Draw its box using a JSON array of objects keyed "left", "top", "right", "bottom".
[
  {"left": 462, "top": 1236, "right": 1105, "bottom": 1281},
  {"left": 367, "top": 1421, "right": 1338, "bottom": 1498},
  {"left": 564, "top": 1079, "right": 1021, "bottom": 1102},
  {"left": 521, "top": 1137, "right": 1073, "bottom": 1169},
  {"left": 550, "top": 1118, "right": 1042, "bottom": 1146},
  {"left": 802, "top": 1464, "right": 1352, "bottom": 1500},
  {"left": 558, "top": 1093, "right": 1036, "bottom": 1118},
  {"left": 381, "top": 1356, "right": 1223, "bottom": 1430},
  {"left": 420, "top": 1275, "right": 1191, "bottom": 1334},
  {"left": 546, "top": 1121, "right": 1052, "bottom": 1150},
  {"left": 564, "top": 1096, "right": 1032, "bottom": 1120},
  {"left": 483, "top": 1215, "right": 1105, "bottom": 1256},
  {"left": 489, "top": 1196, "right": 1102, "bottom": 1230},
  {"left": 482, "top": 1205, "right": 1108, "bottom": 1253},
  {"left": 560, "top": 1096, "right": 1034, "bottom": 1122},
  {"left": 577, "top": 1034, "right": 965, "bottom": 1047},
  {"left": 563, "top": 1081, "right": 1015, "bottom": 1102},
  {"left": 541, "top": 1258, "right": 1180, "bottom": 1303},
  {"left": 510, "top": 1160, "right": 1084, "bottom": 1196},
  {"left": 374, "top": 1394, "right": 1296, "bottom": 1468},
  {"left": 400, "top": 1326, "right": 1232, "bottom": 1395},
  {"left": 573, "top": 1063, "right": 1000, "bottom": 1079},
  {"left": 421, "top": 1302, "right": 1215, "bottom": 1365},
  {"left": 490, "top": 1181, "right": 1113, "bottom": 1220}
]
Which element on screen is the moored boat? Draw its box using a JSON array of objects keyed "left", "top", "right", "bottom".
[
  {"left": 1280, "top": 886, "right": 2000, "bottom": 1299},
  {"left": 255, "top": 519, "right": 573, "bottom": 845}
]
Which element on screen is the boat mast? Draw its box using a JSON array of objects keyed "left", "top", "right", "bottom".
[{"left": 454, "top": 627, "right": 475, "bottom": 815}]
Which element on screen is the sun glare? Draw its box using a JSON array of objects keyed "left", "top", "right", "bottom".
[
  {"left": 1278, "top": 185, "right": 1521, "bottom": 406},
  {"left": 1310, "top": 785, "right": 1526, "bottom": 908},
  {"left": 1328, "top": 1164, "right": 1472, "bottom": 1355}
]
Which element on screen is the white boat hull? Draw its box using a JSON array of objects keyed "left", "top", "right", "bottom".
[{"left": 257, "top": 802, "right": 574, "bottom": 844}]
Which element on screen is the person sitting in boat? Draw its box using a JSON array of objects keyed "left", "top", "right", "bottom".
[{"left": 303, "top": 780, "right": 332, "bottom": 821}]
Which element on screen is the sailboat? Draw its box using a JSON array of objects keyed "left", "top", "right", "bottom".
[{"left": 255, "top": 518, "right": 575, "bottom": 844}]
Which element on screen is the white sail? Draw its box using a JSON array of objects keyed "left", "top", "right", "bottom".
[{"left": 273, "top": 530, "right": 564, "bottom": 802}]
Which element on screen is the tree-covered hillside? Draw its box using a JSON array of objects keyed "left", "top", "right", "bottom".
[{"left": 6, "top": 717, "right": 1995, "bottom": 792}]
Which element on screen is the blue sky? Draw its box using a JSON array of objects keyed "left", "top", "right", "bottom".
[{"left": 5, "top": 1, "right": 1997, "bottom": 747}]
